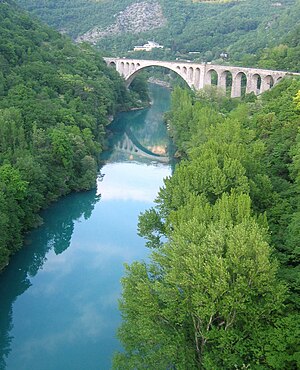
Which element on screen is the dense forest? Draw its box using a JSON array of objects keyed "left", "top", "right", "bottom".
[
  {"left": 1, "top": 0, "right": 300, "bottom": 368},
  {"left": 0, "top": 1, "right": 146, "bottom": 271},
  {"left": 114, "top": 80, "right": 300, "bottom": 368},
  {"left": 15, "top": 0, "right": 300, "bottom": 68}
]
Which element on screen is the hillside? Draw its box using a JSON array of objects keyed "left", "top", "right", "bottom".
[
  {"left": 76, "top": 1, "right": 167, "bottom": 45},
  {"left": 15, "top": 0, "right": 300, "bottom": 66},
  {"left": 0, "top": 0, "right": 137, "bottom": 270}
]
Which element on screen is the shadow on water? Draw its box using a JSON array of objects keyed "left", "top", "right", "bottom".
[{"left": 0, "top": 189, "right": 100, "bottom": 370}]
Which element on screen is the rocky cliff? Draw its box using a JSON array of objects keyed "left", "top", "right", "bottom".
[{"left": 76, "top": 1, "right": 166, "bottom": 44}]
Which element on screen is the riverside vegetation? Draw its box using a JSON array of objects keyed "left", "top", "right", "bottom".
[
  {"left": 110, "top": 9, "right": 300, "bottom": 366},
  {"left": 1, "top": 0, "right": 300, "bottom": 368},
  {"left": 114, "top": 81, "right": 300, "bottom": 368},
  {"left": 0, "top": 1, "right": 148, "bottom": 271}
]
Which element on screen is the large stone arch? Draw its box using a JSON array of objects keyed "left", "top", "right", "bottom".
[{"left": 124, "top": 63, "right": 192, "bottom": 88}]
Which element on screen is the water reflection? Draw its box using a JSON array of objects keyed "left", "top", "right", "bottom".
[
  {"left": 0, "top": 84, "right": 172, "bottom": 370},
  {"left": 0, "top": 190, "right": 100, "bottom": 370},
  {"left": 103, "top": 83, "right": 173, "bottom": 165},
  {"left": 98, "top": 162, "right": 169, "bottom": 202},
  {"left": 113, "top": 128, "right": 169, "bottom": 164}
]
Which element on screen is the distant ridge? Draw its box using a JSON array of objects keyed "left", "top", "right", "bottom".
[{"left": 14, "top": 0, "right": 299, "bottom": 67}]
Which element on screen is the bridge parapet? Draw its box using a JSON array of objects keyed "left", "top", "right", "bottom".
[{"left": 104, "top": 57, "right": 300, "bottom": 98}]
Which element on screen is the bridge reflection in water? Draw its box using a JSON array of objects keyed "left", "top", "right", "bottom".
[
  {"left": 102, "top": 84, "right": 173, "bottom": 166},
  {"left": 113, "top": 127, "right": 169, "bottom": 164}
]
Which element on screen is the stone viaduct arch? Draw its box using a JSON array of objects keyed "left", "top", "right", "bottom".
[{"left": 104, "top": 58, "right": 300, "bottom": 98}]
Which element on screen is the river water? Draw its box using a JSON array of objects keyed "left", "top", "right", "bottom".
[{"left": 0, "top": 84, "right": 172, "bottom": 370}]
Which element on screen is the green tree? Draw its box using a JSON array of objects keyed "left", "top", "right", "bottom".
[
  {"left": 0, "top": 164, "right": 28, "bottom": 269},
  {"left": 0, "top": 1, "right": 142, "bottom": 270},
  {"left": 294, "top": 90, "right": 300, "bottom": 110},
  {"left": 114, "top": 193, "right": 286, "bottom": 369},
  {"left": 116, "top": 82, "right": 300, "bottom": 368}
]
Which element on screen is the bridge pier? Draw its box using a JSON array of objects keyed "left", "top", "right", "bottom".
[
  {"left": 246, "top": 73, "right": 260, "bottom": 95},
  {"left": 218, "top": 71, "right": 227, "bottom": 93},
  {"left": 191, "top": 67, "right": 203, "bottom": 90},
  {"left": 231, "top": 72, "right": 243, "bottom": 98}
]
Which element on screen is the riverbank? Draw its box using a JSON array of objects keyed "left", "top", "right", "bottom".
[
  {"left": 0, "top": 84, "right": 172, "bottom": 370},
  {"left": 148, "top": 77, "right": 172, "bottom": 89}
]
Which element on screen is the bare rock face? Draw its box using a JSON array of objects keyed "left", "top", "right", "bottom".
[{"left": 76, "top": 1, "right": 166, "bottom": 44}]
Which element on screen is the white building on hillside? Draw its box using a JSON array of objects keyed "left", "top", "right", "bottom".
[{"left": 133, "top": 41, "right": 164, "bottom": 52}]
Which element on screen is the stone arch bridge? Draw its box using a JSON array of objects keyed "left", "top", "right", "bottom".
[{"left": 104, "top": 58, "right": 300, "bottom": 98}]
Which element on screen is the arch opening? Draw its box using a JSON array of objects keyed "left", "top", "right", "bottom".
[
  {"left": 264, "top": 75, "right": 274, "bottom": 89},
  {"left": 232, "top": 72, "right": 247, "bottom": 98},
  {"left": 219, "top": 70, "right": 232, "bottom": 96},
  {"left": 253, "top": 74, "right": 262, "bottom": 93},
  {"left": 193, "top": 68, "right": 201, "bottom": 89},
  {"left": 125, "top": 62, "right": 130, "bottom": 75},
  {"left": 206, "top": 69, "right": 218, "bottom": 87},
  {"left": 246, "top": 74, "right": 261, "bottom": 95},
  {"left": 125, "top": 65, "right": 190, "bottom": 90}
]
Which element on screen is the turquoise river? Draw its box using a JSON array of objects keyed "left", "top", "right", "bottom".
[{"left": 0, "top": 84, "right": 173, "bottom": 370}]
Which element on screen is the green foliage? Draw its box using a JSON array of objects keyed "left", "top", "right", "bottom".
[
  {"left": 294, "top": 89, "right": 300, "bottom": 109},
  {"left": 115, "top": 82, "right": 300, "bottom": 368},
  {"left": 0, "top": 2, "right": 139, "bottom": 270},
  {"left": 248, "top": 79, "right": 300, "bottom": 311},
  {"left": 128, "top": 73, "right": 151, "bottom": 106},
  {"left": 0, "top": 164, "right": 28, "bottom": 269},
  {"left": 15, "top": 0, "right": 300, "bottom": 68},
  {"left": 115, "top": 193, "right": 287, "bottom": 369},
  {"left": 245, "top": 10, "right": 300, "bottom": 71}
]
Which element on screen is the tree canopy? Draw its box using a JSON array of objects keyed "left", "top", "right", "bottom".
[
  {"left": 15, "top": 0, "right": 300, "bottom": 70},
  {"left": 0, "top": 1, "right": 143, "bottom": 270},
  {"left": 114, "top": 81, "right": 300, "bottom": 368}
]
